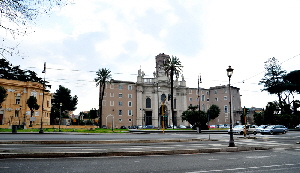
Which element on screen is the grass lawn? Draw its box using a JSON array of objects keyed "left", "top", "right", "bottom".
[{"left": 0, "top": 128, "right": 128, "bottom": 133}]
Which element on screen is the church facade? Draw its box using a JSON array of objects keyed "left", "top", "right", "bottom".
[{"left": 102, "top": 53, "right": 242, "bottom": 128}]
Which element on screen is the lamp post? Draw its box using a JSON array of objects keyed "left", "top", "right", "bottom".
[
  {"left": 197, "top": 74, "right": 202, "bottom": 133},
  {"left": 39, "top": 63, "right": 46, "bottom": 134},
  {"left": 59, "top": 102, "right": 62, "bottom": 132},
  {"left": 227, "top": 66, "right": 235, "bottom": 147}
]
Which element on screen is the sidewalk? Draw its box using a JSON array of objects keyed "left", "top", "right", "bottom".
[{"left": 0, "top": 133, "right": 299, "bottom": 159}]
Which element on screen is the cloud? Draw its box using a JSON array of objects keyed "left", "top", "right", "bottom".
[{"left": 3, "top": 0, "right": 300, "bottom": 114}]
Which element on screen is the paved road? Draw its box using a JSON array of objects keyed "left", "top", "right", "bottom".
[
  {"left": 0, "top": 131, "right": 299, "bottom": 158},
  {"left": 1, "top": 148, "right": 300, "bottom": 173}
]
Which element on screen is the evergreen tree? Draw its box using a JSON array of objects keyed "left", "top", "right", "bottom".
[{"left": 26, "top": 96, "right": 40, "bottom": 126}]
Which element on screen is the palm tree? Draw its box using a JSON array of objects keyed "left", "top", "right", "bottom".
[
  {"left": 163, "top": 56, "right": 183, "bottom": 128},
  {"left": 94, "top": 68, "right": 112, "bottom": 127},
  {"left": 26, "top": 96, "right": 40, "bottom": 127}
]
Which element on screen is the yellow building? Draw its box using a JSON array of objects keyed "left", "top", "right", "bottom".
[{"left": 0, "top": 78, "right": 52, "bottom": 126}]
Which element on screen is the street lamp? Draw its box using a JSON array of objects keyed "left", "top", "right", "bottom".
[
  {"left": 227, "top": 66, "right": 235, "bottom": 147},
  {"left": 59, "top": 103, "right": 62, "bottom": 132},
  {"left": 39, "top": 63, "right": 46, "bottom": 134}
]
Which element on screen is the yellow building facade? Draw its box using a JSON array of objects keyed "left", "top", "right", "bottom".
[{"left": 0, "top": 78, "right": 52, "bottom": 126}]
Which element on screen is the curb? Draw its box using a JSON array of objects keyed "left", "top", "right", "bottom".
[{"left": 0, "top": 138, "right": 215, "bottom": 145}]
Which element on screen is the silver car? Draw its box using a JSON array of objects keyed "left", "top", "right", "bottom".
[
  {"left": 255, "top": 125, "right": 268, "bottom": 133},
  {"left": 261, "top": 125, "right": 288, "bottom": 135}
]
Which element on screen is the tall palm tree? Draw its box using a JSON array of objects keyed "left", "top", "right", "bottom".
[
  {"left": 163, "top": 56, "right": 183, "bottom": 128},
  {"left": 94, "top": 68, "right": 112, "bottom": 127}
]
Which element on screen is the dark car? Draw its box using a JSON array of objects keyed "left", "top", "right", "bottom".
[
  {"left": 120, "top": 126, "right": 127, "bottom": 129},
  {"left": 144, "top": 125, "right": 155, "bottom": 129}
]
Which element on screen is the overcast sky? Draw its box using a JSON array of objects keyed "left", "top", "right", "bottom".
[{"left": 3, "top": 0, "right": 300, "bottom": 114}]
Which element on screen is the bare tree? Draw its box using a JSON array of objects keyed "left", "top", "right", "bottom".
[{"left": 0, "top": 0, "right": 69, "bottom": 57}]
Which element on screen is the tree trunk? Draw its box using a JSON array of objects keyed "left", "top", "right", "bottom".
[
  {"left": 98, "top": 79, "right": 106, "bottom": 128},
  {"left": 30, "top": 110, "right": 33, "bottom": 127},
  {"left": 98, "top": 84, "right": 102, "bottom": 127}
]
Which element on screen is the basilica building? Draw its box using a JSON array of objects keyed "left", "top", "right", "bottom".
[{"left": 102, "top": 53, "right": 242, "bottom": 128}]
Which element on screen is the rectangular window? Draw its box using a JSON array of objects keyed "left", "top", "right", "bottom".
[
  {"left": 110, "top": 84, "right": 114, "bottom": 89},
  {"left": 16, "top": 96, "right": 20, "bottom": 104},
  {"left": 119, "top": 119, "right": 122, "bottom": 122},
  {"left": 15, "top": 110, "right": 19, "bottom": 117},
  {"left": 224, "top": 96, "right": 227, "bottom": 100},
  {"left": 215, "top": 98, "right": 218, "bottom": 101},
  {"left": 202, "top": 104, "right": 205, "bottom": 111},
  {"left": 119, "top": 93, "right": 122, "bottom": 98},
  {"left": 128, "top": 101, "right": 132, "bottom": 107},
  {"left": 128, "top": 110, "right": 132, "bottom": 116},
  {"left": 47, "top": 101, "right": 50, "bottom": 107},
  {"left": 189, "top": 97, "right": 192, "bottom": 101},
  {"left": 102, "top": 100, "right": 106, "bottom": 106},
  {"left": 214, "top": 90, "right": 217, "bottom": 94},
  {"left": 174, "top": 99, "right": 176, "bottom": 109},
  {"left": 207, "top": 98, "right": 209, "bottom": 101},
  {"left": 119, "top": 101, "right": 122, "bottom": 106},
  {"left": 206, "top": 91, "right": 209, "bottom": 95},
  {"left": 119, "top": 110, "right": 122, "bottom": 115},
  {"left": 110, "top": 101, "right": 114, "bottom": 106},
  {"left": 129, "top": 119, "right": 132, "bottom": 122},
  {"left": 224, "top": 105, "right": 228, "bottom": 113},
  {"left": 103, "top": 92, "right": 107, "bottom": 97},
  {"left": 110, "top": 93, "right": 114, "bottom": 97},
  {"left": 201, "top": 95, "right": 205, "bottom": 101},
  {"left": 119, "top": 85, "right": 123, "bottom": 89},
  {"left": 128, "top": 94, "right": 132, "bottom": 98},
  {"left": 189, "top": 90, "right": 192, "bottom": 94},
  {"left": 128, "top": 85, "right": 132, "bottom": 90}
]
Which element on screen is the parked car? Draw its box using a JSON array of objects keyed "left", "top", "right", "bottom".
[
  {"left": 120, "top": 126, "right": 127, "bottom": 129},
  {"left": 167, "top": 125, "right": 177, "bottom": 129},
  {"left": 260, "top": 125, "right": 288, "bottom": 135},
  {"left": 144, "top": 125, "right": 155, "bottom": 129},
  {"left": 228, "top": 125, "right": 258, "bottom": 135},
  {"left": 208, "top": 125, "right": 216, "bottom": 129},
  {"left": 178, "top": 125, "right": 186, "bottom": 129},
  {"left": 228, "top": 125, "right": 244, "bottom": 135},
  {"left": 295, "top": 124, "right": 300, "bottom": 129},
  {"left": 255, "top": 125, "right": 268, "bottom": 133}
]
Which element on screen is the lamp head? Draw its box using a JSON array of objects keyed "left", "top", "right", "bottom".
[{"left": 226, "top": 66, "right": 234, "bottom": 77}]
